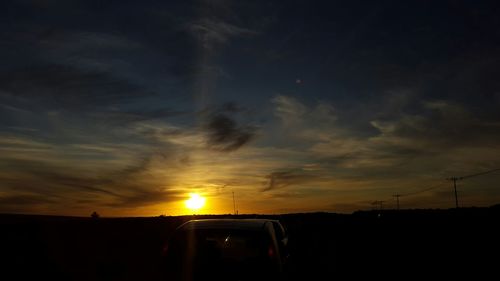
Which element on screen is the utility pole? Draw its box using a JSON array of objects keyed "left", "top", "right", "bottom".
[
  {"left": 372, "top": 200, "right": 385, "bottom": 211},
  {"left": 393, "top": 194, "right": 401, "bottom": 210},
  {"left": 232, "top": 191, "right": 236, "bottom": 215},
  {"left": 446, "top": 177, "right": 461, "bottom": 208},
  {"left": 446, "top": 169, "right": 500, "bottom": 209},
  {"left": 450, "top": 177, "right": 459, "bottom": 208}
]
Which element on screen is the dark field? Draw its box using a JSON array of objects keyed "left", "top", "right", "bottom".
[{"left": 2, "top": 207, "right": 500, "bottom": 280}]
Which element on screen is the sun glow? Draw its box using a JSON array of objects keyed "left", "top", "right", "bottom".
[{"left": 185, "top": 193, "right": 206, "bottom": 211}]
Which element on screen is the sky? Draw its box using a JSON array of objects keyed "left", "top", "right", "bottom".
[{"left": 1, "top": 0, "right": 500, "bottom": 216}]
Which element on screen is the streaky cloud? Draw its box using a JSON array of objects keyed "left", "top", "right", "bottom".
[
  {"left": 0, "top": 64, "right": 149, "bottom": 110},
  {"left": 262, "top": 170, "right": 315, "bottom": 192}
]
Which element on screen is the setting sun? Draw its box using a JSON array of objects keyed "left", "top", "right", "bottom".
[{"left": 185, "top": 193, "right": 206, "bottom": 211}]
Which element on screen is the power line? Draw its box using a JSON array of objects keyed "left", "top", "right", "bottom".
[
  {"left": 385, "top": 182, "right": 447, "bottom": 210},
  {"left": 446, "top": 168, "right": 500, "bottom": 208},
  {"left": 392, "top": 194, "right": 401, "bottom": 210},
  {"left": 372, "top": 200, "right": 385, "bottom": 210},
  {"left": 366, "top": 168, "right": 500, "bottom": 211},
  {"left": 457, "top": 168, "right": 500, "bottom": 180},
  {"left": 400, "top": 181, "right": 448, "bottom": 197}
]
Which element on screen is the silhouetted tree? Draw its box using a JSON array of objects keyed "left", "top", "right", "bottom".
[{"left": 91, "top": 211, "right": 100, "bottom": 219}]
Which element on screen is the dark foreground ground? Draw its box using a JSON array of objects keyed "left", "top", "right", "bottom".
[{"left": 1, "top": 207, "right": 500, "bottom": 280}]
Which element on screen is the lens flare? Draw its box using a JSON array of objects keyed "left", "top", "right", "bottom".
[{"left": 185, "top": 193, "right": 205, "bottom": 211}]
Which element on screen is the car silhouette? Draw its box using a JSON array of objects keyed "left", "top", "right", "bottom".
[{"left": 163, "top": 219, "right": 289, "bottom": 281}]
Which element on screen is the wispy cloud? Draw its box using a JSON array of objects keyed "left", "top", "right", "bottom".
[
  {"left": 0, "top": 64, "right": 148, "bottom": 110},
  {"left": 269, "top": 94, "right": 500, "bottom": 182},
  {"left": 0, "top": 194, "right": 57, "bottom": 206},
  {"left": 262, "top": 170, "right": 315, "bottom": 192},
  {"left": 108, "top": 189, "right": 184, "bottom": 208},
  {"left": 186, "top": 18, "right": 258, "bottom": 51}
]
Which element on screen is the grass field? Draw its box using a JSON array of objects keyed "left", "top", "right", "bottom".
[{"left": 2, "top": 207, "right": 499, "bottom": 280}]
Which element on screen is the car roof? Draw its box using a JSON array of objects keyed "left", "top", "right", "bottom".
[{"left": 178, "top": 219, "right": 274, "bottom": 231}]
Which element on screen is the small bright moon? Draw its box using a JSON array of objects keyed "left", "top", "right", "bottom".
[{"left": 185, "top": 193, "right": 205, "bottom": 211}]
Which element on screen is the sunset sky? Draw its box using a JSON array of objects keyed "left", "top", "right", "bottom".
[{"left": 1, "top": 0, "right": 500, "bottom": 216}]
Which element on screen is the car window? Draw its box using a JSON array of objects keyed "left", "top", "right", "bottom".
[
  {"left": 166, "top": 227, "right": 278, "bottom": 280},
  {"left": 169, "top": 228, "right": 271, "bottom": 261},
  {"left": 272, "top": 221, "right": 285, "bottom": 241}
]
